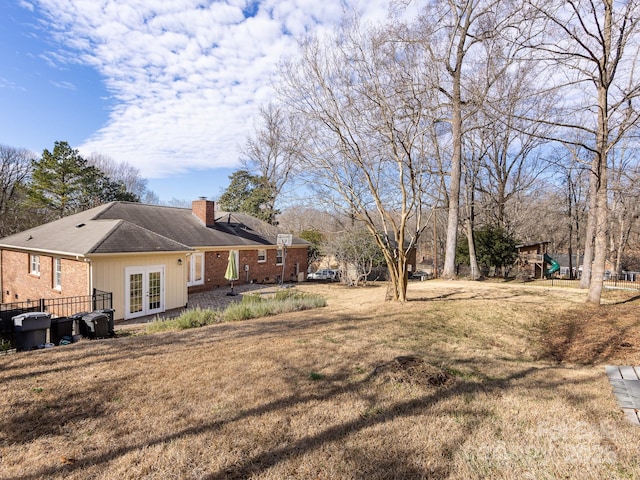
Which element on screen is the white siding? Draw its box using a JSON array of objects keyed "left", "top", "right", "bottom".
[{"left": 89, "top": 254, "right": 187, "bottom": 321}]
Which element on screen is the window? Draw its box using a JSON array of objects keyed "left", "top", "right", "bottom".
[
  {"left": 53, "top": 258, "right": 62, "bottom": 290},
  {"left": 276, "top": 248, "right": 283, "bottom": 265},
  {"left": 187, "top": 253, "right": 204, "bottom": 286},
  {"left": 257, "top": 249, "right": 266, "bottom": 263},
  {"left": 30, "top": 254, "right": 40, "bottom": 276}
]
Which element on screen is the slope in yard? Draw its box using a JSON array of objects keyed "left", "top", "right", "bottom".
[{"left": 1, "top": 280, "right": 639, "bottom": 479}]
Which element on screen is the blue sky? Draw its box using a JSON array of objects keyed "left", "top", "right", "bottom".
[{"left": 0, "top": 0, "right": 394, "bottom": 203}]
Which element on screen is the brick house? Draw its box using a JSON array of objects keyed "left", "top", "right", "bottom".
[{"left": 0, "top": 199, "right": 308, "bottom": 321}]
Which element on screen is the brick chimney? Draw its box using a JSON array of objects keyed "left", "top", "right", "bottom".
[{"left": 192, "top": 197, "right": 215, "bottom": 226}]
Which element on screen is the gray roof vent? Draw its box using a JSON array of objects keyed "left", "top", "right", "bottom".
[{"left": 75, "top": 223, "right": 86, "bottom": 228}]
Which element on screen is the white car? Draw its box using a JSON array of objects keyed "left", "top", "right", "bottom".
[{"left": 307, "top": 269, "right": 338, "bottom": 281}]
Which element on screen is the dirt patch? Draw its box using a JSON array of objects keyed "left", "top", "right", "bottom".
[
  {"left": 370, "top": 355, "right": 455, "bottom": 388},
  {"left": 537, "top": 300, "right": 640, "bottom": 364}
]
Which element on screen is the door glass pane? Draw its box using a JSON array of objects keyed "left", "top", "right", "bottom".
[
  {"left": 194, "top": 254, "right": 203, "bottom": 282},
  {"left": 148, "top": 271, "right": 161, "bottom": 310},
  {"left": 129, "top": 273, "right": 143, "bottom": 314}
]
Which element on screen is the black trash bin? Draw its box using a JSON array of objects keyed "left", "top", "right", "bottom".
[
  {"left": 99, "top": 308, "right": 116, "bottom": 336},
  {"left": 81, "top": 311, "right": 109, "bottom": 338},
  {"left": 1, "top": 308, "right": 38, "bottom": 349},
  {"left": 50, "top": 316, "right": 75, "bottom": 345},
  {"left": 0, "top": 315, "right": 15, "bottom": 348},
  {"left": 69, "top": 311, "right": 88, "bottom": 339},
  {"left": 68, "top": 311, "right": 87, "bottom": 339},
  {"left": 13, "top": 312, "right": 51, "bottom": 351}
]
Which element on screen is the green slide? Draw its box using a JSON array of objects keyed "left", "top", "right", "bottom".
[{"left": 543, "top": 253, "right": 560, "bottom": 278}]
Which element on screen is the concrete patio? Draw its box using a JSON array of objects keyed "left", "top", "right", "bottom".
[{"left": 115, "top": 283, "right": 282, "bottom": 331}]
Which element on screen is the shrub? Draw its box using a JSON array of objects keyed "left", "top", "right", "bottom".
[
  {"left": 223, "top": 289, "right": 326, "bottom": 322},
  {"left": 146, "top": 308, "right": 222, "bottom": 333},
  {"left": 146, "top": 289, "right": 327, "bottom": 332}
]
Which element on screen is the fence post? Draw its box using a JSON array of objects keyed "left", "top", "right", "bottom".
[
  {"left": 92, "top": 288, "right": 97, "bottom": 311},
  {"left": 39, "top": 298, "right": 45, "bottom": 312}
]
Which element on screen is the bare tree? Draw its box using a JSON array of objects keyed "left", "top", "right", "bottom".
[
  {"left": 279, "top": 18, "right": 433, "bottom": 301},
  {"left": 0, "top": 145, "right": 34, "bottom": 236},
  {"left": 609, "top": 146, "right": 640, "bottom": 275},
  {"left": 324, "top": 228, "right": 381, "bottom": 286},
  {"left": 411, "top": 0, "right": 521, "bottom": 279},
  {"left": 473, "top": 60, "right": 552, "bottom": 232},
  {"left": 240, "top": 103, "right": 301, "bottom": 217},
  {"left": 561, "top": 146, "right": 590, "bottom": 279},
  {"left": 525, "top": 0, "right": 640, "bottom": 304},
  {"left": 87, "top": 152, "right": 149, "bottom": 200}
]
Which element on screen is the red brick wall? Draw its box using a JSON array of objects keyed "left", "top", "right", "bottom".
[
  {"left": 187, "top": 246, "right": 308, "bottom": 293},
  {"left": 191, "top": 199, "right": 215, "bottom": 226},
  {"left": 1, "top": 249, "right": 89, "bottom": 303}
]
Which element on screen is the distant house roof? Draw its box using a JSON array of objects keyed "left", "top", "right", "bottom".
[{"left": 0, "top": 202, "right": 307, "bottom": 257}]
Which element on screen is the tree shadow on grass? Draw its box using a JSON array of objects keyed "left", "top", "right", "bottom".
[
  {"left": 409, "top": 291, "right": 544, "bottom": 304},
  {"left": 0, "top": 312, "right": 349, "bottom": 382},
  {"left": 7, "top": 364, "right": 574, "bottom": 480},
  {"left": 0, "top": 372, "right": 136, "bottom": 445},
  {"left": 611, "top": 294, "right": 640, "bottom": 305}
]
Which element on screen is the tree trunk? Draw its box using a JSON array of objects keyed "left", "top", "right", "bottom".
[
  {"left": 442, "top": 70, "right": 463, "bottom": 279},
  {"left": 587, "top": 175, "right": 608, "bottom": 304},
  {"left": 580, "top": 163, "right": 597, "bottom": 289},
  {"left": 586, "top": 82, "right": 610, "bottom": 305},
  {"left": 386, "top": 252, "right": 409, "bottom": 302},
  {"left": 466, "top": 220, "right": 479, "bottom": 279}
]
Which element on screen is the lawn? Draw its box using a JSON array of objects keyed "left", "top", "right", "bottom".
[{"left": 1, "top": 280, "right": 639, "bottom": 479}]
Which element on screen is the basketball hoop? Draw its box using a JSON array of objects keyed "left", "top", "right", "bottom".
[{"left": 276, "top": 234, "right": 293, "bottom": 247}]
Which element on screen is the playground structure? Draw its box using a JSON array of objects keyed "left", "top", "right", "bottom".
[
  {"left": 516, "top": 242, "right": 560, "bottom": 279},
  {"left": 543, "top": 253, "right": 560, "bottom": 278}
]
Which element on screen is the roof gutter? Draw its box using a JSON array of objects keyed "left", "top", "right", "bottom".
[
  {"left": 0, "top": 244, "right": 87, "bottom": 258},
  {"left": 85, "top": 250, "right": 192, "bottom": 258}
]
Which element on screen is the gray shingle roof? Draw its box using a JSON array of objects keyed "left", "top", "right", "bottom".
[{"left": 0, "top": 202, "right": 307, "bottom": 256}]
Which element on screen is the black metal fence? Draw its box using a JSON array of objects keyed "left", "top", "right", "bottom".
[
  {"left": 536, "top": 278, "right": 640, "bottom": 291},
  {"left": 0, "top": 289, "right": 112, "bottom": 348}
]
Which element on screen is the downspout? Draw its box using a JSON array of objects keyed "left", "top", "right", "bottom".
[{"left": 85, "top": 258, "right": 93, "bottom": 295}]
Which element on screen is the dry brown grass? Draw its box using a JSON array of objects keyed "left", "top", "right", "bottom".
[{"left": 1, "top": 280, "right": 640, "bottom": 479}]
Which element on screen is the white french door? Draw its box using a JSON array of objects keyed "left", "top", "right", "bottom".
[{"left": 125, "top": 266, "right": 164, "bottom": 319}]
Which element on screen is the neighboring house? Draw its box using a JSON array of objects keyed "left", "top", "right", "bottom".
[
  {"left": 516, "top": 241, "right": 550, "bottom": 279},
  {"left": 549, "top": 253, "right": 584, "bottom": 278},
  {"left": 0, "top": 199, "right": 308, "bottom": 321}
]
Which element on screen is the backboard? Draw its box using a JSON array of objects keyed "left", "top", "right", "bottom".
[{"left": 276, "top": 234, "right": 293, "bottom": 247}]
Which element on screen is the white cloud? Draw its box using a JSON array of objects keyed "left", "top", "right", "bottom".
[
  {"left": 29, "top": 0, "right": 395, "bottom": 177},
  {"left": 50, "top": 80, "right": 76, "bottom": 90}
]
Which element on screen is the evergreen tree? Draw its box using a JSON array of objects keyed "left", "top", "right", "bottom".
[
  {"left": 457, "top": 225, "right": 518, "bottom": 277},
  {"left": 29, "top": 141, "right": 140, "bottom": 219},
  {"left": 218, "top": 169, "right": 278, "bottom": 224},
  {"left": 29, "top": 141, "right": 88, "bottom": 218}
]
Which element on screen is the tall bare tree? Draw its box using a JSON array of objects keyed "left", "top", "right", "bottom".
[
  {"left": 412, "top": 0, "right": 520, "bottom": 279},
  {"left": 609, "top": 146, "right": 640, "bottom": 275},
  {"left": 240, "top": 103, "right": 301, "bottom": 217},
  {"left": 279, "top": 18, "right": 434, "bottom": 301},
  {"left": 0, "top": 145, "right": 34, "bottom": 236},
  {"left": 87, "top": 152, "right": 149, "bottom": 200},
  {"left": 525, "top": 0, "right": 640, "bottom": 304},
  {"left": 473, "top": 60, "right": 552, "bottom": 232}
]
